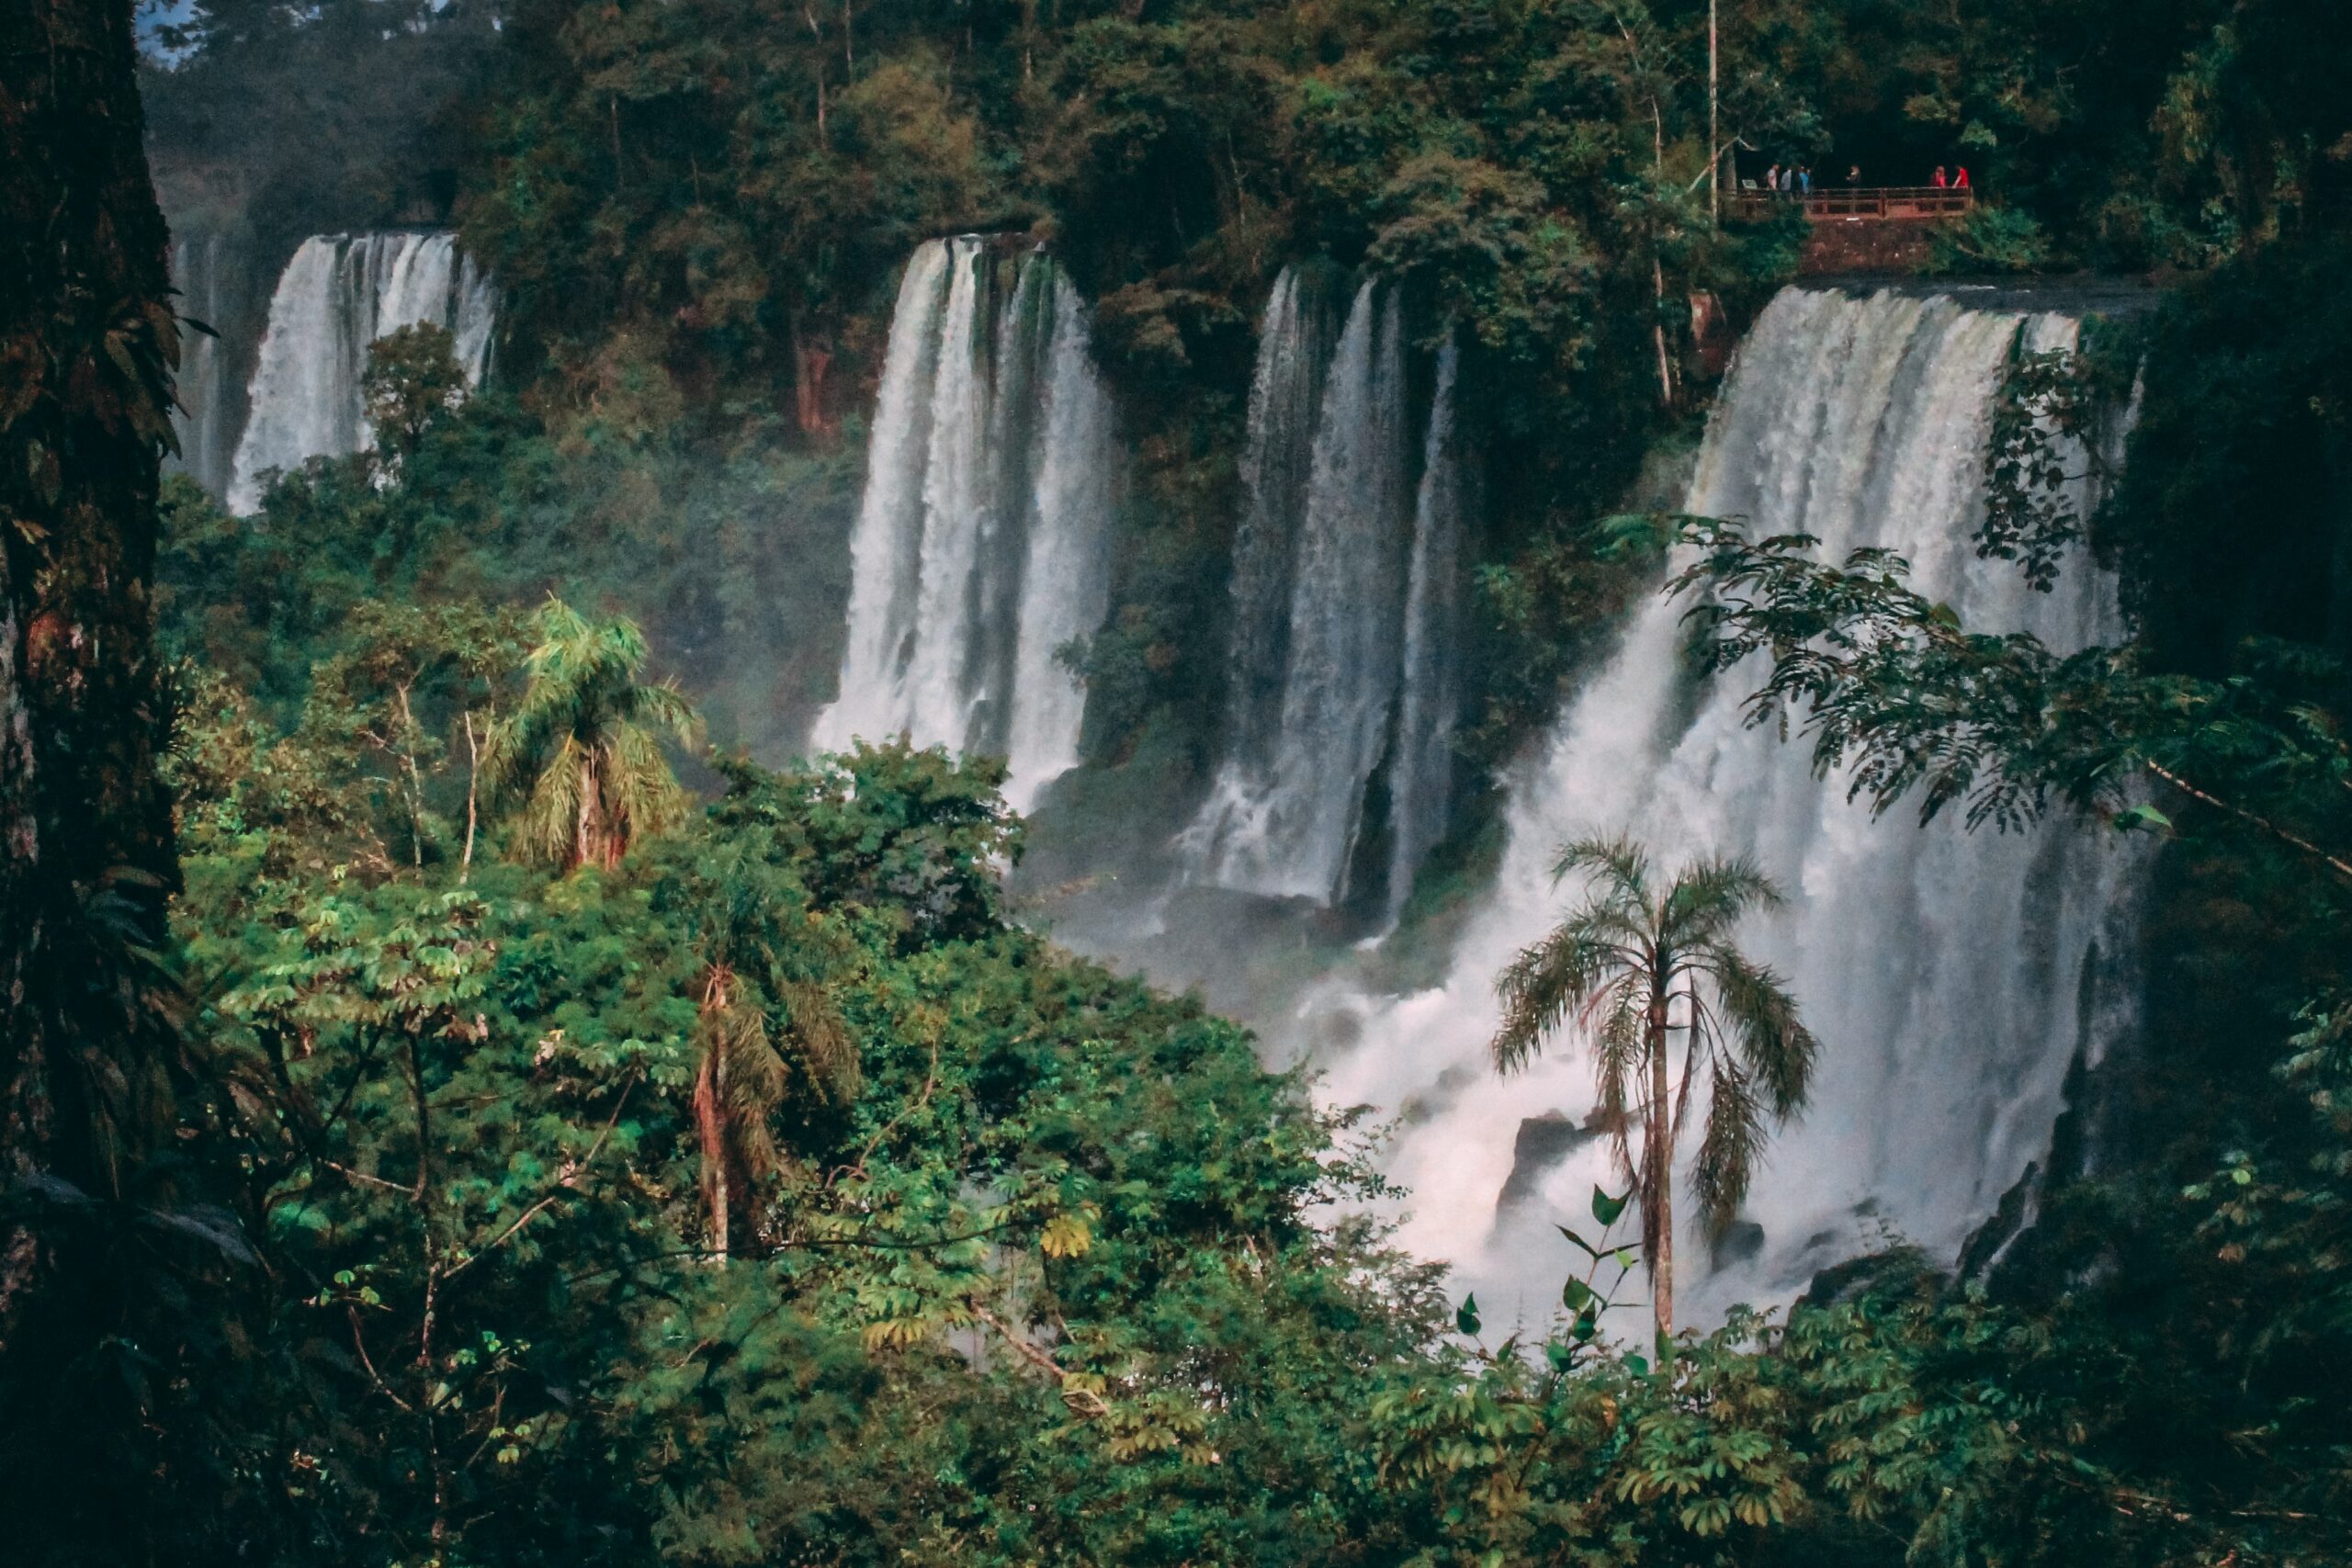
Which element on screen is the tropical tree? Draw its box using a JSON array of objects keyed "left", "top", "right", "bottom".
[
  {"left": 678, "top": 842, "right": 859, "bottom": 1259},
  {"left": 1492, "top": 835, "right": 1818, "bottom": 1335},
  {"left": 486, "top": 598, "right": 697, "bottom": 870},
  {"left": 361, "top": 321, "right": 469, "bottom": 472}
]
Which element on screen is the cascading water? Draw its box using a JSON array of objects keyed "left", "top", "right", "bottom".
[
  {"left": 823, "top": 241, "right": 953, "bottom": 754},
  {"left": 1308, "top": 287, "right": 2143, "bottom": 1325},
  {"left": 812, "top": 238, "right": 1118, "bottom": 813},
  {"left": 1183, "top": 280, "right": 1445, "bottom": 908},
  {"left": 1219, "top": 267, "right": 1338, "bottom": 779},
  {"left": 899, "top": 246, "right": 994, "bottom": 750},
  {"left": 168, "top": 231, "right": 246, "bottom": 501},
  {"left": 1004, "top": 270, "right": 1120, "bottom": 805},
  {"left": 1385, "top": 339, "right": 1467, "bottom": 924},
  {"left": 227, "top": 231, "right": 497, "bottom": 513}
]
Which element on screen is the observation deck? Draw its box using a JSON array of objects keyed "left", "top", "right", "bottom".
[{"left": 1727, "top": 186, "right": 1978, "bottom": 223}]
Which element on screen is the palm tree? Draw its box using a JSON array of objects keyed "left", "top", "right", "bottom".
[
  {"left": 486, "top": 599, "right": 697, "bottom": 870},
  {"left": 684, "top": 852, "right": 859, "bottom": 1258},
  {"left": 1491, "top": 835, "right": 1818, "bottom": 1337},
  {"left": 691, "top": 964, "right": 857, "bottom": 1258}
]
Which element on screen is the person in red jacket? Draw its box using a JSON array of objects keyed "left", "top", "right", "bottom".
[
  {"left": 1932, "top": 165, "right": 1950, "bottom": 188},
  {"left": 1954, "top": 165, "right": 1972, "bottom": 188}
]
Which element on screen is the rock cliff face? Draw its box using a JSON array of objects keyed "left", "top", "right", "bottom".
[{"left": 1797, "top": 217, "right": 1940, "bottom": 274}]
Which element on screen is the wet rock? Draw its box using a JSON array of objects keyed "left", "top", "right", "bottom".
[
  {"left": 1710, "top": 1218, "right": 1766, "bottom": 1269},
  {"left": 1493, "top": 1111, "right": 1602, "bottom": 1222}
]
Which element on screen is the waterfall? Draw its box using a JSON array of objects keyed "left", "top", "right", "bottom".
[
  {"left": 820, "top": 241, "right": 953, "bottom": 754},
  {"left": 1220, "top": 267, "right": 1337, "bottom": 775},
  {"left": 1003, "top": 271, "right": 1119, "bottom": 809},
  {"left": 813, "top": 239, "right": 1118, "bottom": 812},
  {"left": 1385, "top": 338, "right": 1466, "bottom": 923},
  {"left": 168, "top": 231, "right": 244, "bottom": 501},
  {"left": 1309, "top": 288, "right": 2143, "bottom": 1324},
  {"left": 899, "top": 245, "right": 993, "bottom": 749},
  {"left": 228, "top": 232, "right": 497, "bottom": 514},
  {"left": 1183, "top": 278, "right": 1439, "bottom": 908}
]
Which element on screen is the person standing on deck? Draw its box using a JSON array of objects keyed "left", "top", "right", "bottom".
[
  {"left": 1798, "top": 166, "right": 1812, "bottom": 196},
  {"left": 1765, "top": 162, "right": 1781, "bottom": 197},
  {"left": 1932, "top": 165, "right": 1950, "bottom": 188},
  {"left": 1954, "top": 165, "right": 1971, "bottom": 188},
  {"left": 1845, "top": 164, "right": 1861, "bottom": 186}
]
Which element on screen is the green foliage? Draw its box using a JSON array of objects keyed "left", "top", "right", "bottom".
[
  {"left": 153, "top": 394, "right": 861, "bottom": 761},
  {"left": 486, "top": 598, "right": 697, "bottom": 870},
  {"left": 1496, "top": 835, "right": 1816, "bottom": 1332},
  {"left": 362, "top": 322, "right": 470, "bottom": 469},
  {"left": 2097, "top": 229, "right": 2352, "bottom": 674},
  {"left": 1674, "top": 516, "right": 2352, "bottom": 879},
  {"left": 1922, "top": 201, "right": 2051, "bottom": 274},
  {"left": 157, "top": 638, "right": 1443, "bottom": 1560},
  {"left": 1979, "top": 338, "right": 2134, "bottom": 591}
]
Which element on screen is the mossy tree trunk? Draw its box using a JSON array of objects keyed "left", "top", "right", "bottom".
[{"left": 0, "top": 0, "right": 197, "bottom": 1549}]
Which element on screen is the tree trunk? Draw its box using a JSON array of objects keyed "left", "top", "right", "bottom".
[
  {"left": 792, "top": 326, "right": 835, "bottom": 438},
  {"left": 804, "top": 4, "right": 828, "bottom": 143},
  {"left": 575, "top": 750, "right": 602, "bottom": 870},
  {"left": 460, "top": 709, "right": 482, "bottom": 883},
  {"left": 693, "top": 1044, "right": 730, "bottom": 1261},
  {"left": 1646, "top": 981, "right": 1674, "bottom": 1339},
  {"left": 1645, "top": 98, "right": 1675, "bottom": 407},
  {"left": 1651, "top": 255, "right": 1677, "bottom": 409},
  {"left": 1, "top": 0, "right": 193, "bottom": 1546},
  {"left": 1, "top": 0, "right": 178, "bottom": 1317},
  {"left": 1709, "top": 0, "right": 1720, "bottom": 223}
]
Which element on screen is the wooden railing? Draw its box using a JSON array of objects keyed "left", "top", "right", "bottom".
[{"left": 1726, "top": 186, "right": 1977, "bottom": 222}]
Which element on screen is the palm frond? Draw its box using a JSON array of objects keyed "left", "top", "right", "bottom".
[
  {"left": 622, "top": 678, "right": 701, "bottom": 748},
  {"left": 1663, "top": 852, "right": 1783, "bottom": 944},
  {"left": 1698, "top": 942, "right": 1819, "bottom": 1118},
  {"left": 694, "top": 964, "right": 788, "bottom": 1194},
  {"left": 517, "top": 735, "right": 589, "bottom": 865},
  {"left": 490, "top": 597, "right": 701, "bottom": 868},
  {"left": 777, "top": 979, "right": 860, "bottom": 1103},
  {"left": 604, "top": 722, "right": 691, "bottom": 849},
  {"left": 1593, "top": 976, "right": 1645, "bottom": 1175},
  {"left": 1691, "top": 1056, "right": 1767, "bottom": 1235},
  {"left": 1494, "top": 922, "right": 1619, "bottom": 1072},
  {"left": 1551, "top": 833, "right": 1651, "bottom": 906}
]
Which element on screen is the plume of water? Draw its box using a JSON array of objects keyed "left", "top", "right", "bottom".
[
  {"left": 814, "top": 239, "right": 955, "bottom": 756},
  {"left": 1184, "top": 281, "right": 1414, "bottom": 904},
  {"left": 899, "top": 240, "right": 995, "bottom": 750},
  {"left": 1306, "top": 288, "right": 2143, "bottom": 1326},
  {"left": 971, "top": 256, "right": 1053, "bottom": 752},
  {"left": 816, "top": 241, "right": 1118, "bottom": 810},
  {"left": 1002, "top": 271, "right": 1119, "bottom": 812},
  {"left": 229, "top": 238, "right": 355, "bottom": 513},
  {"left": 167, "top": 231, "right": 242, "bottom": 500},
  {"left": 1221, "top": 267, "right": 1337, "bottom": 772},
  {"left": 1385, "top": 337, "right": 1467, "bottom": 922},
  {"left": 227, "top": 232, "right": 497, "bottom": 513}
]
